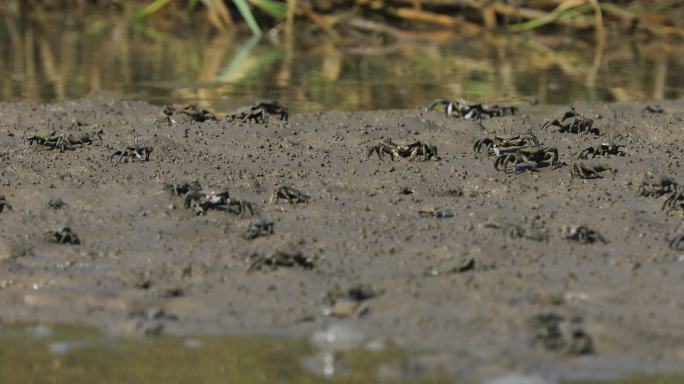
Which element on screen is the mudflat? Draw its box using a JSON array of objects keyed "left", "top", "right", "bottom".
[{"left": 0, "top": 98, "right": 682, "bottom": 377}]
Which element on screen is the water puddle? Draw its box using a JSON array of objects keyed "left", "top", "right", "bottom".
[{"left": 0, "top": 323, "right": 682, "bottom": 383}]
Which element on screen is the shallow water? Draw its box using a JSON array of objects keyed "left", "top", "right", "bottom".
[
  {"left": 2, "top": 10, "right": 684, "bottom": 113},
  {"left": 0, "top": 323, "right": 415, "bottom": 384},
  {"left": 1, "top": 323, "right": 683, "bottom": 383}
]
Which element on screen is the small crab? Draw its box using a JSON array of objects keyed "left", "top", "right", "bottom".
[
  {"left": 473, "top": 133, "right": 539, "bottom": 156},
  {"left": 530, "top": 313, "right": 594, "bottom": 356},
  {"left": 226, "top": 105, "right": 266, "bottom": 123},
  {"left": 160, "top": 103, "right": 217, "bottom": 125},
  {"left": 164, "top": 181, "right": 202, "bottom": 196},
  {"left": 429, "top": 98, "right": 517, "bottom": 119},
  {"left": 0, "top": 195, "right": 11, "bottom": 213},
  {"left": 578, "top": 143, "right": 625, "bottom": 159},
  {"left": 184, "top": 189, "right": 229, "bottom": 215},
  {"left": 643, "top": 104, "right": 665, "bottom": 114},
  {"left": 27, "top": 130, "right": 60, "bottom": 147},
  {"left": 247, "top": 250, "right": 315, "bottom": 272},
  {"left": 108, "top": 137, "right": 153, "bottom": 164},
  {"left": 396, "top": 140, "right": 439, "bottom": 161},
  {"left": 570, "top": 161, "right": 615, "bottom": 179},
  {"left": 184, "top": 189, "right": 254, "bottom": 216},
  {"left": 561, "top": 225, "right": 606, "bottom": 244},
  {"left": 367, "top": 139, "right": 400, "bottom": 161},
  {"left": 270, "top": 186, "right": 310, "bottom": 204},
  {"left": 46, "top": 197, "right": 67, "bottom": 210},
  {"left": 508, "top": 225, "right": 549, "bottom": 242},
  {"left": 418, "top": 207, "right": 454, "bottom": 218},
  {"left": 254, "top": 99, "right": 288, "bottom": 121},
  {"left": 494, "top": 146, "right": 559, "bottom": 173},
  {"left": 429, "top": 98, "right": 472, "bottom": 118},
  {"left": 243, "top": 219, "right": 275, "bottom": 240},
  {"left": 669, "top": 235, "right": 684, "bottom": 251},
  {"left": 663, "top": 190, "right": 684, "bottom": 212},
  {"left": 543, "top": 107, "right": 598, "bottom": 135},
  {"left": 638, "top": 173, "right": 678, "bottom": 197},
  {"left": 367, "top": 139, "right": 439, "bottom": 161},
  {"left": 62, "top": 128, "right": 104, "bottom": 148},
  {"left": 45, "top": 227, "right": 80, "bottom": 245}
]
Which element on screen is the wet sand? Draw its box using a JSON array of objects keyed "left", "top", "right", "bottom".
[{"left": 0, "top": 98, "right": 683, "bottom": 379}]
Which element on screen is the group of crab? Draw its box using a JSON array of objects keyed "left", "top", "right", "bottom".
[
  {"left": 27, "top": 121, "right": 103, "bottom": 152},
  {"left": 160, "top": 99, "right": 288, "bottom": 126},
  {"left": 27, "top": 122, "right": 152, "bottom": 165},
  {"left": 471, "top": 106, "right": 626, "bottom": 179},
  {"left": 473, "top": 132, "right": 561, "bottom": 173}
]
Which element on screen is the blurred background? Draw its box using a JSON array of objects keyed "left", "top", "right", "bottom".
[{"left": 2, "top": 0, "right": 684, "bottom": 112}]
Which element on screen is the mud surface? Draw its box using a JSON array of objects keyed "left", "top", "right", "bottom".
[{"left": 0, "top": 98, "right": 683, "bottom": 379}]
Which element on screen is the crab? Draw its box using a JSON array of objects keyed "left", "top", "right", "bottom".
[
  {"left": 46, "top": 197, "right": 67, "bottom": 210},
  {"left": 663, "top": 190, "right": 684, "bottom": 212},
  {"left": 0, "top": 195, "right": 11, "bottom": 213},
  {"left": 164, "top": 181, "right": 202, "bottom": 196},
  {"left": 254, "top": 99, "right": 288, "bottom": 121},
  {"left": 570, "top": 161, "right": 615, "bottom": 179},
  {"left": 670, "top": 234, "right": 684, "bottom": 251},
  {"left": 243, "top": 219, "right": 275, "bottom": 240},
  {"left": 638, "top": 174, "right": 678, "bottom": 197},
  {"left": 367, "top": 139, "right": 439, "bottom": 161},
  {"left": 530, "top": 313, "right": 594, "bottom": 356},
  {"left": 184, "top": 189, "right": 254, "bottom": 216},
  {"left": 429, "top": 98, "right": 517, "bottom": 119},
  {"left": 494, "top": 146, "right": 559, "bottom": 173},
  {"left": 270, "top": 186, "right": 310, "bottom": 204},
  {"left": 45, "top": 227, "right": 80, "bottom": 245},
  {"left": 226, "top": 99, "right": 288, "bottom": 124},
  {"left": 27, "top": 130, "right": 60, "bottom": 147},
  {"left": 561, "top": 225, "right": 606, "bottom": 244},
  {"left": 108, "top": 137, "right": 153, "bottom": 164},
  {"left": 578, "top": 143, "right": 625, "bottom": 159},
  {"left": 367, "top": 139, "right": 400, "bottom": 161},
  {"left": 247, "top": 250, "right": 315, "bottom": 272},
  {"left": 27, "top": 123, "right": 103, "bottom": 152},
  {"left": 184, "top": 189, "right": 228, "bottom": 215},
  {"left": 507, "top": 224, "right": 549, "bottom": 242},
  {"left": 643, "top": 104, "right": 665, "bottom": 113},
  {"left": 226, "top": 105, "right": 266, "bottom": 123},
  {"left": 418, "top": 207, "right": 454, "bottom": 218},
  {"left": 542, "top": 107, "right": 598, "bottom": 135},
  {"left": 62, "top": 128, "right": 104, "bottom": 148},
  {"left": 473, "top": 133, "right": 539, "bottom": 156},
  {"left": 160, "top": 103, "right": 217, "bottom": 125}
]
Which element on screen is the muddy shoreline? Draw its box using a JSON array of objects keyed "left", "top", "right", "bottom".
[{"left": 0, "top": 98, "right": 683, "bottom": 378}]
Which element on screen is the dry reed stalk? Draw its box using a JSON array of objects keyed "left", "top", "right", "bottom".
[{"left": 389, "top": 7, "right": 469, "bottom": 27}]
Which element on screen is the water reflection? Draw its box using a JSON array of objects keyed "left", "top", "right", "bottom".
[{"left": 1, "top": 10, "right": 684, "bottom": 113}]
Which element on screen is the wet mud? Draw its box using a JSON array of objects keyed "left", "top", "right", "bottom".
[{"left": 0, "top": 98, "right": 683, "bottom": 379}]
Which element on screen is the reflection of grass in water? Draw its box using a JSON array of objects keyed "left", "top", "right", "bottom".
[
  {"left": 216, "top": 42, "right": 284, "bottom": 84},
  {"left": 2, "top": 9, "right": 684, "bottom": 109},
  {"left": 132, "top": 0, "right": 286, "bottom": 35}
]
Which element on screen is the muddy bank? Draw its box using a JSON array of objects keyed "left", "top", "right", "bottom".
[{"left": 0, "top": 98, "right": 683, "bottom": 379}]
